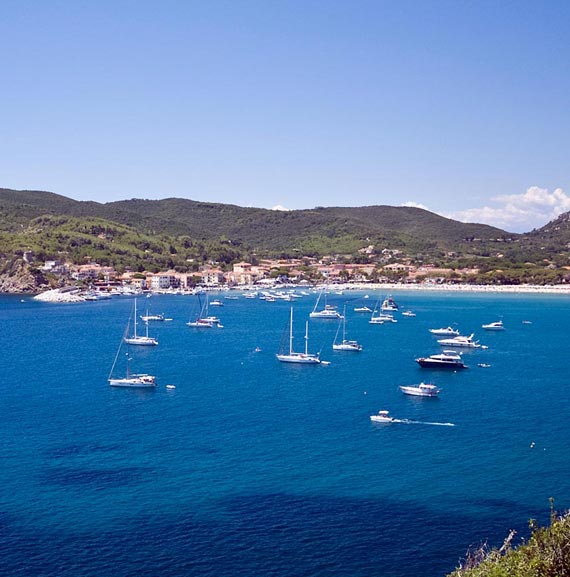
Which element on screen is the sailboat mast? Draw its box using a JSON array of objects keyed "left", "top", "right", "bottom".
[
  {"left": 304, "top": 321, "right": 309, "bottom": 355},
  {"left": 289, "top": 307, "right": 294, "bottom": 354},
  {"left": 133, "top": 299, "right": 138, "bottom": 338}
]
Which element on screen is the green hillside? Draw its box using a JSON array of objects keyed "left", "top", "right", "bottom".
[{"left": 0, "top": 188, "right": 513, "bottom": 260}]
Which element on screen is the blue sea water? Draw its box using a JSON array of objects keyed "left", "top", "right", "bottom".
[{"left": 1, "top": 290, "right": 569, "bottom": 577}]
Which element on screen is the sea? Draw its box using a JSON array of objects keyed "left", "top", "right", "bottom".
[{"left": 1, "top": 289, "right": 569, "bottom": 577}]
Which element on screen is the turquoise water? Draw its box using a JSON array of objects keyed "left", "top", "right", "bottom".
[{"left": 1, "top": 290, "right": 569, "bottom": 576}]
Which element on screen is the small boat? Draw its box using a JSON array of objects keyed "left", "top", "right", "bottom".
[
  {"left": 209, "top": 299, "right": 224, "bottom": 306},
  {"left": 370, "top": 410, "right": 395, "bottom": 423},
  {"left": 416, "top": 350, "right": 467, "bottom": 369},
  {"left": 380, "top": 295, "right": 399, "bottom": 312},
  {"left": 165, "top": 384, "right": 176, "bottom": 390},
  {"left": 400, "top": 382, "right": 440, "bottom": 397},
  {"left": 478, "top": 363, "right": 491, "bottom": 368},
  {"left": 277, "top": 308, "right": 321, "bottom": 364},
  {"left": 140, "top": 312, "right": 165, "bottom": 322},
  {"left": 309, "top": 291, "right": 343, "bottom": 319},
  {"left": 354, "top": 306, "right": 372, "bottom": 313},
  {"left": 402, "top": 311, "right": 416, "bottom": 317},
  {"left": 108, "top": 341, "right": 156, "bottom": 388},
  {"left": 333, "top": 307, "right": 362, "bottom": 351},
  {"left": 124, "top": 299, "right": 159, "bottom": 346},
  {"left": 482, "top": 320, "right": 505, "bottom": 330},
  {"left": 187, "top": 295, "right": 223, "bottom": 328},
  {"left": 522, "top": 320, "right": 532, "bottom": 324},
  {"left": 429, "top": 326, "right": 459, "bottom": 336},
  {"left": 369, "top": 312, "right": 397, "bottom": 324},
  {"left": 437, "top": 334, "right": 481, "bottom": 348}
]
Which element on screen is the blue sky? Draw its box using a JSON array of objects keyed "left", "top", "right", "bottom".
[{"left": 1, "top": 0, "right": 568, "bottom": 232}]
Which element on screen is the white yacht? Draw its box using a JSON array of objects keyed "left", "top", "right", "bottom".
[
  {"left": 482, "top": 320, "right": 505, "bottom": 330},
  {"left": 437, "top": 334, "right": 481, "bottom": 348},
  {"left": 124, "top": 300, "right": 158, "bottom": 346},
  {"left": 429, "top": 327, "right": 460, "bottom": 336},
  {"left": 400, "top": 382, "right": 440, "bottom": 397},
  {"left": 140, "top": 312, "right": 165, "bottom": 322},
  {"left": 370, "top": 410, "right": 395, "bottom": 423},
  {"left": 309, "top": 291, "right": 343, "bottom": 319},
  {"left": 416, "top": 351, "right": 467, "bottom": 369},
  {"left": 380, "top": 296, "right": 399, "bottom": 312},
  {"left": 354, "top": 306, "right": 372, "bottom": 313},
  {"left": 109, "top": 373, "right": 157, "bottom": 388},
  {"left": 277, "top": 308, "right": 322, "bottom": 364},
  {"left": 333, "top": 308, "right": 362, "bottom": 351}
]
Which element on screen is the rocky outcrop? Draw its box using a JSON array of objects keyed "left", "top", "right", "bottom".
[{"left": 0, "top": 258, "right": 50, "bottom": 293}]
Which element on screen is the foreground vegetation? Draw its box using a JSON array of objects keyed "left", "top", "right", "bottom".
[{"left": 449, "top": 504, "right": 570, "bottom": 577}]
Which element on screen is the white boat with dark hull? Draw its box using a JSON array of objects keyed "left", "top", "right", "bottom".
[
  {"left": 437, "top": 334, "right": 481, "bottom": 348},
  {"left": 380, "top": 295, "right": 399, "bottom": 312},
  {"left": 277, "top": 308, "right": 321, "bottom": 364},
  {"left": 429, "top": 327, "right": 460, "bottom": 336},
  {"left": 482, "top": 320, "right": 505, "bottom": 331},
  {"left": 124, "top": 300, "right": 158, "bottom": 346},
  {"left": 400, "top": 382, "right": 440, "bottom": 397},
  {"left": 416, "top": 350, "right": 467, "bottom": 369},
  {"left": 333, "top": 308, "right": 362, "bottom": 351}
]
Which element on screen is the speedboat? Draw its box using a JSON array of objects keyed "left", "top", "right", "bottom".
[
  {"left": 354, "top": 306, "right": 372, "bottom": 313},
  {"left": 416, "top": 350, "right": 467, "bottom": 369},
  {"left": 402, "top": 311, "right": 416, "bottom": 317},
  {"left": 482, "top": 320, "right": 504, "bottom": 330},
  {"left": 209, "top": 299, "right": 224, "bottom": 306},
  {"left": 370, "top": 410, "right": 395, "bottom": 423},
  {"left": 429, "top": 327, "right": 460, "bottom": 336},
  {"left": 437, "top": 334, "right": 481, "bottom": 348},
  {"left": 400, "top": 382, "right": 440, "bottom": 397}
]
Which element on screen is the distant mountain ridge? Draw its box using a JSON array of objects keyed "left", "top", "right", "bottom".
[{"left": 0, "top": 188, "right": 512, "bottom": 256}]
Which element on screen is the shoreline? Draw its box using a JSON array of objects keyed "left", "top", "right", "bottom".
[{"left": 23, "top": 282, "right": 570, "bottom": 303}]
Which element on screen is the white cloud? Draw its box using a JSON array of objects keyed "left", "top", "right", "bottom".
[
  {"left": 447, "top": 186, "right": 570, "bottom": 232},
  {"left": 401, "top": 201, "right": 430, "bottom": 210},
  {"left": 271, "top": 204, "right": 291, "bottom": 211}
]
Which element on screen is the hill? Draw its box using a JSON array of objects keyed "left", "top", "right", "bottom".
[{"left": 0, "top": 188, "right": 513, "bottom": 259}]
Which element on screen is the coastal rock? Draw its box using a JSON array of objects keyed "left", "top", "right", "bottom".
[{"left": 0, "top": 258, "right": 50, "bottom": 294}]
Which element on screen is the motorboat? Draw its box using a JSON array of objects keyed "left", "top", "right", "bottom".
[
  {"left": 277, "top": 308, "right": 322, "bottom": 364},
  {"left": 437, "top": 334, "right": 481, "bottom": 348},
  {"left": 416, "top": 350, "right": 467, "bottom": 369},
  {"left": 429, "top": 327, "right": 459, "bottom": 336},
  {"left": 333, "top": 308, "right": 362, "bottom": 351},
  {"left": 370, "top": 410, "right": 395, "bottom": 423},
  {"left": 380, "top": 296, "right": 399, "bottom": 312},
  {"left": 482, "top": 320, "right": 504, "bottom": 330},
  {"left": 209, "top": 299, "right": 224, "bottom": 306},
  {"left": 400, "top": 382, "right": 440, "bottom": 397},
  {"left": 354, "top": 306, "right": 372, "bottom": 313},
  {"left": 402, "top": 311, "right": 416, "bottom": 317}
]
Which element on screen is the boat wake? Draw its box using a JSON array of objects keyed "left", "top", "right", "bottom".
[{"left": 394, "top": 419, "right": 455, "bottom": 427}]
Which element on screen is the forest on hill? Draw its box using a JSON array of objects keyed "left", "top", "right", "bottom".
[{"left": 1, "top": 187, "right": 570, "bottom": 285}]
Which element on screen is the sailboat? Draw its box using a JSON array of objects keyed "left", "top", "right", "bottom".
[
  {"left": 124, "top": 299, "right": 159, "bottom": 345},
  {"left": 333, "top": 307, "right": 362, "bottom": 351},
  {"left": 380, "top": 295, "right": 399, "bottom": 312},
  {"left": 108, "top": 353, "right": 157, "bottom": 388},
  {"left": 187, "top": 293, "right": 223, "bottom": 328},
  {"left": 369, "top": 296, "right": 398, "bottom": 324},
  {"left": 109, "top": 315, "right": 157, "bottom": 387},
  {"left": 277, "top": 308, "right": 321, "bottom": 364},
  {"left": 309, "top": 290, "right": 343, "bottom": 319}
]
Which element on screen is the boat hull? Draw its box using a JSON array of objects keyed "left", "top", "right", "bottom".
[
  {"left": 123, "top": 337, "right": 158, "bottom": 346},
  {"left": 276, "top": 353, "right": 321, "bottom": 364},
  {"left": 416, "top": 359, "right": 466, "bottom": 369}
]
